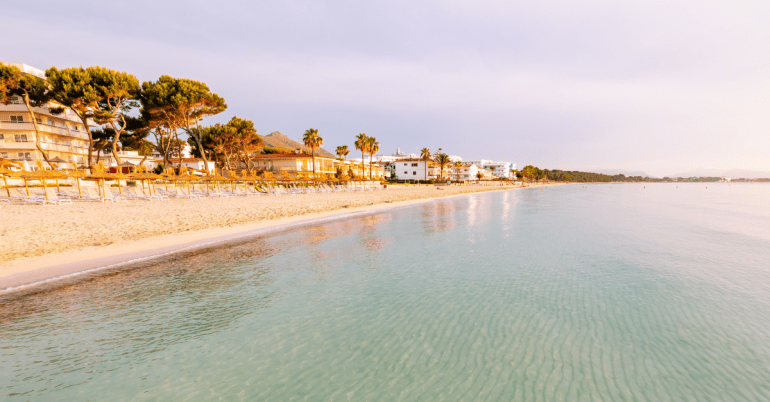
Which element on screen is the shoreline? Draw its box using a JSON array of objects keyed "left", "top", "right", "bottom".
[{"left": 0, "top": 183, "right": 560, "bottom": 293}]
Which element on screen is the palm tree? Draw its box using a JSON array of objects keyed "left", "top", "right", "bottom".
[
  {"left": 367, "top": 137, "right": 379, "bottom": 180},
  {"left": 302, "top": 128, "right": 323, "bottom": 176},
  {"left": 354, "top": 133, "right": 368, "bottom": 179},
  {"left": 420, "top": 148, "right": 431, "bottom": 181},
  {"left": 433, "top": 152, "right": 451, "bottom": 181},
  {"left": 335, "top": 145, "right": 349, "bottom": 161}
]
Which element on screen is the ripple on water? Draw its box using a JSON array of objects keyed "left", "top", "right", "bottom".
[{"left": 1, "top": 185, "right": 770, "bottom": 401}]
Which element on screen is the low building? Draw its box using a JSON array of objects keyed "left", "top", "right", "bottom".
[
  {"left": 338, "top": 160, "right": 386, "bottom": 180},
  {"left": 391, "top": 158, "right": 433, "bottom": 180},
  {"left": 464, "top": 160, "right": 515, "bottom": 179},
  {"left": 249, "top": 153, "right": 338, "bottom": 176},
  {"left": 449, "top": 164, "right": 480, "bottom": 181},
  {"left": 96, "top": 150, "right": 162, "bottom": 172}
]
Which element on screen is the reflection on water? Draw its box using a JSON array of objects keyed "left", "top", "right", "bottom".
[{"left": 2, "top": 185, "right": 770, "bottom": 401}]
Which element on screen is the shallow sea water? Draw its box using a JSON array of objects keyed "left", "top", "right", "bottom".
[{"left": 1, "top": 183, "right": 770, "bottom": 401}]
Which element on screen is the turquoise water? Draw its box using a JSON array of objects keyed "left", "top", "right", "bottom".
[{"left": 2, "top": 184, "right": 770, "bottom": 401}]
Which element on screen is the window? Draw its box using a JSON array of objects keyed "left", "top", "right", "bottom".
[
  {"left": 411, "top": 163, "right": 418, "bottom": 167},
  {"left": 0, "top": 134, "right": 4, "bottom": 140},
  {"left": 36, "top": 118, "right": 42, "bottom": 124},
  {"left": 61, "top": 122, "right": 67, "bottom": 128},
  {"left": 9, "top": 96, "right": 22, "bottom": 104},
  {"left": 0, "top": 152, "right": 6, "bottom": 158},
  {"left": 413, "top": 171, "right": 416, "bottom": 175},
  {"left": 18, "top": 152, "right": 31, "bottom": 160},
  {"left": 48, "top": 120, "right": 54, "bottom": 126},
  {"left": 404, "top": 171, "right": 408, "bottom": 174},
  {"left": 10, "top": 115, "right": 24, "bottom": 123},
  {"left": 14, "top": 134, "right": 28, "bottom": 142},
  {"left": 403, "top": 163, "right": 407, "bottom": 166}
]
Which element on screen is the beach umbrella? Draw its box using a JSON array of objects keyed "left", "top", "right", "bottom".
[
  {"left": 201, "top": 174, "right": 230, "bottom": 193},
  {"left": 85, "top": 162, "right": 125, "bottom": 196},
  {"left": 48, "top": 156, "right": 68, "bottom": 166},
  {"left": 186, "top": 172, "right": 205, "bottom": 193},
  {"left": 127, "top": 172, "right": 162, "bottom": 195},
  {"left": 239, "top": 170, "right": 261, "bottom": 191},
  {"left": 227, "top": 171, "right": 238, "bottom": 192},
  {"left": 0, "top": 159, "right": 22, "bottom": 197},
  {"left": 0, "top": 167, "right": 15, "bottom": 197},
  {"left": 47, "top": 162, "right": 68, "bottom": 192},
  {"left": 65, "top": 169, "right": 87, "bottom": 196},
  {"left": 16, "top": 164, "right": 64, "bottom": 200}
]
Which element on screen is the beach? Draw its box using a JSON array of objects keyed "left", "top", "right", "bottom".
[{"left": 0, "top": 183, "right": 557, "bottom": 288}]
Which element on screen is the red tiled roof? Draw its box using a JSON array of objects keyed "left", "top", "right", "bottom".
[{"left": 250, "top": 153, "right": 335, "bottom": 159}]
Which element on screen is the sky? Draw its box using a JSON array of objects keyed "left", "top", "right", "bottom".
[{"left": 5, "top": 0, "right": 769, "bottom": 177}]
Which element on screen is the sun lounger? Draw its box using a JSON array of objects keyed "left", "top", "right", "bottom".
[
  {"left": 8, "top": 188, "right": 44, "bottom": 204},
  {"left": 85, "top": 187, "right": 107, "bottom": 202},
  {"left": 137, "top": 187, "right": 169, "bottom": 201},
  {"left": 125, "top": 188, "right": 151, "bottom": 201},
  {"left": 43, "top": 188, "right": 73, "bottom": 205},
  {"left": 176, "top": 187, "right": 202, "bottom": 199}
]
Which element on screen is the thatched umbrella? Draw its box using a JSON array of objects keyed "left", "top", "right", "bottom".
[
  {"left": 65, "top": 169, "right": 87, "bottom": 196},
  {"left": 16, "top": 165, "right": 65, "bottom": 200},
  {"left": 201, "top": 174, "right": 231, "bottom": 193},
  {"left": 120, "top": 160, "right": 136, "bottom": 168},
  {"left": 0, "top": 159, "right": 21, "bottom": 197},
  {"left": 85, "top": 162, "right": 126, "bottom": 196},
  {"left": 0, "top": 167, "right": 15, "bottom": 197},
  {"left": 48, "top": 156, "right": 68, "bottom": 165},
  {"left": 127, "top": 172, "right": 162, "bottom": 195},
  {"left": 260, "top": 172, "right": 277, "bottom": 189},
  {"left": 227, "top": 170, "right": 239, "bottom": 192},
  {"left": 159, "top": 168, "right": 177, "bottom": 192}
]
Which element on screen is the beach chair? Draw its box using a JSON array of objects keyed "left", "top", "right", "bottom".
[
  {"left": 137, "top": 186, "right": 169, "bottom": 201},
  {"left": 61, "top": 189, "right": 88, "bottom": 200},
  {"left": 243, "top": 186, "right": 260, "bottom": 196},
  {"left": 125, "top": 188, "right": 150, "bottom": 201},
  {"left": 8, "top": 188, "right": 44, "bottom": 204},
  {"left": 101, "top": 188, "right": 127, "bottom": 203},
  {"left": 176, "top": 187, "right": 201, "bottom": 199},
  {"left": 85, "top": 187, "right": 107, "bottom": 202},
  {"left": 43, "top": 187, "right": 73, "bottom": 205}
]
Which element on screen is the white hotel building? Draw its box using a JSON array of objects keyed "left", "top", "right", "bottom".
[{"left": 463, "top": 160, "right": 515, "bottom": 179}]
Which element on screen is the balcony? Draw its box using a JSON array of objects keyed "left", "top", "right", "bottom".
[{"left": 0, "top": 141, "right": 36, "bottom": 150}]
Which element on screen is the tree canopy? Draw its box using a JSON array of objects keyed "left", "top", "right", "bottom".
[
  {"left": 1, "top": 64, "right": 53, "bottom": 166},
  {"left": 46, "top": 66, "right": 102, "bottom": 167},
  {"left": 302, "top": 128, "right": 323, "bottom": 175}
]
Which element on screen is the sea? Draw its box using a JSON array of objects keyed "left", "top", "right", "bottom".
[{"left": 1, "top": 183, "right": 769, "bottom": 401}]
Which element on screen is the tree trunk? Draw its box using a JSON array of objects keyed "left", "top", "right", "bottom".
[
  {"left": 21, "top": 91, "right": 52, "bottom": 168},
  {"left": 108, "top": 120, "right": 123, "bottom": 166},
  {"left": 173, "top": 131, "right": 183, "bottom": 169},
  {"left": 369, "top": 154, "right": 373, "bottom": 180},
  {"left": 191, "top": 120, "right": 211, "bottom": 174},
  {"left": 75, "top": 111, "right": 94, "bottom": 170},
  {"left": 312, "top": 148, "right": 316, "bottom": 176}
]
